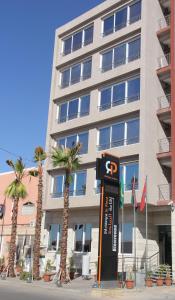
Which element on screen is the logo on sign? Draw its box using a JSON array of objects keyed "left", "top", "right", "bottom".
[{"left": 105, "top": 161, "right": 118, "bottom": 176}]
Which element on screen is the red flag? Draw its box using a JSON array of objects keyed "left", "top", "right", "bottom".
[{"left": 140, "top": 180, "right": 146, "bottom": 212}]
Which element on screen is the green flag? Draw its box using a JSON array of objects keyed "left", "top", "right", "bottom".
[{"left": 120, "top": 175, "right": 124, "bottom": 208}]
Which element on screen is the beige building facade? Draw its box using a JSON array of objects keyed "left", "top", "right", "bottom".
[{"left": 43, "top": 0, "right": 175, "bottom": 277}]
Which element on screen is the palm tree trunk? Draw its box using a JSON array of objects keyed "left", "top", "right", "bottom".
[
  {"left": 8, "top": 197, "right": 19, "bottom": 277},
  {"left": 33, "top": 171, "right": 43, "bottom": 279},
  {"left": 60, "top": 170, "right": 70, "bottom": 283}
]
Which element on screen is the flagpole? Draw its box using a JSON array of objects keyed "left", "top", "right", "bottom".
[
  {"left": 121, "top": 204, "right": 124, "bottom": 287},
  {"left": 133, "top": 190, "right": 136, "bottom": 287},
  {"left": 145, "top": 176, "right": 148, "bottom": 276}
]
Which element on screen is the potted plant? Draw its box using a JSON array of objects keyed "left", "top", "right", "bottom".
[
  {"left": 145, "top": 271, "right": 153, "bottom": 287},
  {"left": 125, "top": 268, "right": 135, "bottom": 289},
  {"left": 69, "top": 256, "right": 76, "bottom": 280},
  {"left": 165, "top": 265, "right": 172, "bottom": 286},
  {"left": 43, "top": 259, "right": 53, "bottom": 282},
  {"left": 15, "top": 258, "right": 24, "bottom": 274},
  {"left": 156, "top": 265, "right": 165, "bottom": 286}
]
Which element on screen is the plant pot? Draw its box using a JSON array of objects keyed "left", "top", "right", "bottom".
[
  {"left": 15, "top": 266, "right": 23, "bottom": 273},
  {"left": 165, "top": 278, "right": 172, "bottom": 286},
  {"left": 125, "top": 280, "right": 134, "bottom": 289},
  {"left": 156, "top": 278, "right": 164, "bottom": 286},
  {"left": 145, "top": 278, "right": 153, "bottom": 287},
  {"left": 43, "top": 273, "right": 52, "bottom": 282}
]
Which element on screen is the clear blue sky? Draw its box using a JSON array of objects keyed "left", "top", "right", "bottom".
[{"left": 0, "top": 0, "right": 103, "bottom": 172}]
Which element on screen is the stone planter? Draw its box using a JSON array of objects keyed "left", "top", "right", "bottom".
[
  {"left": 165, "top": 278, "right": 172, "bottom": 286},
  {"left": 156, "top": 278, "right": 164, "bottom": 286},
  {"left": 43, "top": 273, "right": 52, "bottom": 282},
  {"left": 125, "top": 280, "right": 134, "bottom": 289},
  {"left": 145, "top": 278, "right": 153, "bottom": 287}
]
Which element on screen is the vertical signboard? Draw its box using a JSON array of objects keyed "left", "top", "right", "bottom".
[{"left": 97, "top": 153, "right": 120, "bottom": 283}]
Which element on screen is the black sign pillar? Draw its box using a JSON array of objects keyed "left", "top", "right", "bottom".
[{"left": 96, "top": 153, "right": 120, "bottom": 284}]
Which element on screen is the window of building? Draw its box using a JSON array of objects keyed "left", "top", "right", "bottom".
[
  {"left": 95, "top": 179, "right": 101, "bottom": 194},
  {"left": 120, "top": 223, "right": 133, "bottom": 254},
  {"left": 63, "top": 25, "right": 93, "bottom": 55},
  {"left": 17, "top": 235, "right": 34, "bottom": 252},
  {"left": 98, "top": 119, "right": 139, "bottom": 150},
  {"left": 101, "top": 37, "right": 140, "bottom": 72},
  {"left": 120, "top": 162, "right": 139, "bottom": 191},
  {"left": 61, "top": 59, "right": 92, "bottom": 88},
  {"left": 21, "top": 202, "right": 35, "bottom": 215},
  {"left": 48, "top": 224, "right": 61, "bottom": 251},
  {"left": 52, "top": 171, "right": 87, "bottom": 197},
  {"left": 58, "top": 94, "right": 90, "bottom": 123},
  {"left": 57, "top": 132, "right": 88, "bottom": 154},
  {"left": 99, "top": 76, "right": 140, "bottom": 111},
  {"left": 103, "top": 1, "right": 141, "bottom": 36},
  {"left": 74, "top": 224, "right": 92, "bottom": 252}
]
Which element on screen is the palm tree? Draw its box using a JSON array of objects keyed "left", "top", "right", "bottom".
[
  {"left": 29, "top": 146, "right": 46, "bottom": 279},
  {"left": 5, "top": 158, "right": 27, "bottom": 277},
  {"left": 51, "top": 143, "right": 81, "bottom": 283}
]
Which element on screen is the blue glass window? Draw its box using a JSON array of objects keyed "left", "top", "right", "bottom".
[
  {"left": 127, "top": 119, "right": 139, "bottom": 145},
  {"left": 58, "top": 138, "right": 66, "bottom": 148},
  {"left": 66, "top": 135, "right": 77, "bottom": 149},
  {"left": 84, "top": 26, "right": 93, "bottom": 45},
  {"left": 99, "top": 127, "right": 110, "bottom": 150},
  {"left": 71, "top": 64, "right": 81, "bottom": 84},
  {"left": 100, "top": 87, "right": 112, "bottom": 110},
  {"left": 128, "top": 38, "right": 140, "bottom": 62},
  {"left": 125, "top": 162, "right": 139, "bottom": 190},
  {"left": 73, "top": 31, "right": 82, "bottom": 51},
  {"left": 84, "top": 224, "right": 92, "bottom": 252},
  {"left": 59, "top": 103, "right": 67, "bottom": 123},
  {"left": 75, "top": 224, "right": 83, "bottom": 251},
  {"left": 48, "top": 224, "right": 60, "bottom": 251},
  {"left": 102, "top": 50, "right": 113, "bottom": 72},
  {"left": 80, "top": 95, "right": 90, "bottom": 116},
  {"left": 76, "top": 172, "right": 86, "bottom": 195},
  {"left": 114, "top": 43, "right": 126, "bottom": 67},
  {"left": 103, "top": 15, "right": 114, "bottom": 36},
  {"left": 130, "top": 1, "right": 141, "bottom": 24},
  {"left": 53, "top": 175, "right": 63, "bottom": 197},
  {"left": 120, "top": 223, "right": 133, "bottom": 253},
  {"left": 61, "top": 69, "right": 70, "bottom": 88},
  {"left": 82, "top": 60, "right": 92, "bottom": 80},
  {"left": 128, "top": 77, "right": 140, "bottom": 102},
  {"left": 63, "top": 37, "right": 72, "bottom": 55},
  {"left": 68, "top": 99, "right": 78, "bottom": 120},
  {"left": 79, "top": 132, "right": 88, "bottom": 154},
  {"left": 113, "top": 82, "right": 125, "bottom": 106},
  {"left": 115, "top": 7, "right": 127, "bottom": 31},
  {"left": 111, "top": 123, "right": 125, "bottom": 147}
]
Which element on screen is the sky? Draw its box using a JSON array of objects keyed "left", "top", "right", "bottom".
[{"left": 0, "top": 0, "right": 103, "bottom": 172}]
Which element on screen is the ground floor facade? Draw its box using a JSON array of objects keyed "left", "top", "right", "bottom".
[{"left": 43, "top": 205, "right": 174, "bottom": 277}]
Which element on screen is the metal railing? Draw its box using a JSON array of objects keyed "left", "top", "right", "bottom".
[
  {"left": 51, "top": 189, "right": 86, "bottom": 198},
  {"left": 101, "top": 52, "right": 140, "bottom": 73},
  {"left": 157, "top": 53, "right": 170, "bottom": 69},
  {"left": 158, "top": 137, "right": 171, "bottom": 153},
  {"left": 58, "top": 110, "right": 89, "bottom": 123},
  {"left": 158, "top": 14, "right": 171, "bottom": 30},
  {"left": 97, "top": 137, "right": 139, "bottom": 151},
  {"left": 98, "top": 94, "right": 140, "bottom": 111},
  {"left": 158, "top": 184, "right": 171, "bottom": 201},
  {"left": 61, "top": 73, "right": 91, "bottom": 89},
  {"left": 157, "top": 94, "right": 171, "bottom": 109}
]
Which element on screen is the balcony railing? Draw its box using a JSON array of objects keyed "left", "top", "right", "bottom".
[
  {"left": 58, "top": 110, "right": 89, "bottom": 123},
  {"left": 51, "top": 189, "right": 86, "bottom": 198},
  {"left": 157, "top": 94, "right": 171, "bottom": 109},
  {"left": 157, "top": 53, "right": 170, "bottom": 69},
  {"left": 97, "top": 137, "right": 139, "bottom": 151},
  {"left": 158, "top": 137, "right": 171, "bottom": 153},
  {"left": 158, "top": 14, "right": 170, "bottom": 30},
  {"left": 158, "top": 184, "right": 171, "bottom": 201},
  {"left": 98, "top": 94, "right": 140, "bottom": 111},
  {"left": 101, "top": 52, "right": 140, "bottom": 73}
]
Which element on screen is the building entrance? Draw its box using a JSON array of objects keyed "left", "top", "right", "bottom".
[{"left": 159, "top": 225, "right": 172, "bottom": 266}]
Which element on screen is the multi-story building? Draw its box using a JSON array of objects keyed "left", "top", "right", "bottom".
[
  {"left": 0, "top": 170, "right": 38, "bottom": 263},
  {"left": 44, "top": 0, "right": 175, "bottom": 276}
]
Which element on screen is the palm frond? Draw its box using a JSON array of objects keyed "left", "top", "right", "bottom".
[
  {"left": 34, "top": 146, "right": 47, "bottom": 162},
  {"left": 28, "top": 169, "right": 39, "bottom": 177},
  {"left": 15, "top": 157, "right": 25, "bottom": 175},
  {"left": 5, "top": 180, "right": 27, "bottom": 199}
]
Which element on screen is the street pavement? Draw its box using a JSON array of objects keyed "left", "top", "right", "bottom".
[{"left": 0, "top": 277, "right": 175, "bottom": 300}]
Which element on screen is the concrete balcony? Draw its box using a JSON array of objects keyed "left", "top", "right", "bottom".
[
  {"left": 157, "top": 53, "right": 171, "bottom": 84},
  {"left": 157, "top": 94, "right": 171, "bottom": 124},
  {"left": 157, "top": 15, "right": 170, "bottom": 47},
  {"left": 157, "top": 137, "right": 172, "bottom": 167},
  {"left": 157, "top": 183, "right": 171, "bottom": 205}
]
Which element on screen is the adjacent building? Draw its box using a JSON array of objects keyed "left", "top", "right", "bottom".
[
  {"left": 0, "top": 171, "right": 38, "bottom": 263},
  {"left": 43, "top": 0, "right": 175, "bottom": 276}
]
